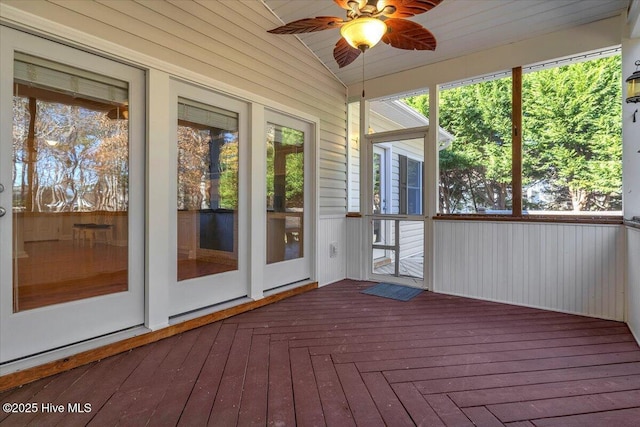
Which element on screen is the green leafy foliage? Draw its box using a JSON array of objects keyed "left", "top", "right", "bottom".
[{"left": 404, "top": 54, "right": 622, "bottom": 213}]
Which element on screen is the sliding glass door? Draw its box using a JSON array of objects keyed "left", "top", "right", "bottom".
[
  {"left": 168, "top": 80, "right": 249, "bottom": 315},
  {"left": 263, "top": 110, "right": 313, "bottom": 290},
  {"left": 0, "top": 27, "right": 145, "bottom": 362}
]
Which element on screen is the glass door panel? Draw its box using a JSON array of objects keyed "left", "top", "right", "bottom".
[
  {"left": 177, "top": 99, "right": 239, "bottom": 281},
  {"left": 168, "top": 81, "right": 248, "bottom": 316},
  {"left": 263, "top": 111, "right": 312, "bottom": 290},
  {"left": 11, "top": 53, "right": 130, "bottom": 312},
  {"left": 266, "top": 123, "right": 304, "bottom": 264}
]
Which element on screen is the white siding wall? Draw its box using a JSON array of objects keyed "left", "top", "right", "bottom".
[
  {"left": 628, "top": 227, "right": 640, "bottom": 343},
  {"left": 346, "top": 216, "right": 364, "bottom": 280},
  {"left": 318, "top": 216, "right": 347, "bottom": 286},
  {"left": 435, "top": 221, "right": 626, "bottom": 321}
]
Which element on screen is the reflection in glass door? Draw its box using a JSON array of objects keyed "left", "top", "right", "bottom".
[
  {"left": 0, "top": 28, "right": 144, "bottom": 363},
  {"left": 168, "top": 81, "right": 248, "bottom": 316},
  {"left": 266, "top": 123, "right": 304, "bottom": 264},
  {"left": 177, "top": 99, "right": 239, "bottom": 281},
  {"left": 11, "top": 53, "right": 131, "bottom": 312},
  {"left": 263, "top": 111, "right": 312, "bottom": 290}
]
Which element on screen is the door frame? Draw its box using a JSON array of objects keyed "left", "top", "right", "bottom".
[
  {"left": 167, "top": 79, "right": 250, "bottom": 316},
  {"left": 0, "top": 27, "right": 145, "bottom": 363},
  {"left": 262, "top": 109, "right": 316, "bottom": 291},
  {"left": 363, "top": 127, "right": 432, "bottom": 289}
]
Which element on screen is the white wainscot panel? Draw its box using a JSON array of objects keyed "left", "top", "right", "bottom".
[
  {"left": 346, "top": 216, "right": 364, "bottom": 280},
  {"left": 627, "top": 227, "right": 640, "bottom": 344},
  {"left": 435, "top": 221, "right": 625, "bottom": 321},
  {"left": 317, "top": 216, "right": 347, "bottom": 286}
]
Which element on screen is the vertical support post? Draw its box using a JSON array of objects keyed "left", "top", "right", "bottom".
[{"left": 512, "top": 66, "right": 523, "bottom": 216}]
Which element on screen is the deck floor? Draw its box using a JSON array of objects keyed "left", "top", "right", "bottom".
[{"left": 2, "top": 279, "right": 640, "bottom": 426}]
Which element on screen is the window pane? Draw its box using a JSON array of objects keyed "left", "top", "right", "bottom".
[
  {"left": 407, "top": 158, "right": 422, "bottom": 215},
  {"left": 522, "top": 55, "right": 622, "bottom": 214},
  {"left": 12, "top": 55, "right": 130, "bottom": 311},
  {"left": 266, "top": 123, "right": 304, "bottom": 264},
  {"left": 437, "top": 75, "right": 513, "bottom": 214},
  {"left": 177, "top": 98, "right": 239, "bottom": 281},
  {"left": 372, "top": 139, "right": 424, "bottom": 216}
]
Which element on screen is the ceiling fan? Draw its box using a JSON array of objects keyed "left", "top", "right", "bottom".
[{"left": 268, "top": 0, "right": 443, "bottom": 68}]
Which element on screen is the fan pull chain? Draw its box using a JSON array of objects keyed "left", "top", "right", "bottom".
[{"left": 361, "top": 53, "right": 365, "bottom": 98}]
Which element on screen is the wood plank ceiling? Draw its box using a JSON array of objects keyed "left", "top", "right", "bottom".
[{"left": 262, "top": 0, "right": 630, "bottom": 87}]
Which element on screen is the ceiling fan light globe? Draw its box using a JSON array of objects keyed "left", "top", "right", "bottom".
[{"left": 340, "top": 17, "right": 387, "bottom": 51}]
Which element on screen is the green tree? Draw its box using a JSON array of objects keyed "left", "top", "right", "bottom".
[
  {"left": 406, "top": 77, "right": 513, "bottom": 213},
  {"left": 522, "top": 55, "right": 622, "bottom": 211},
  {"left": 403, "top": 54, "right": 621, "bottom": 213}
]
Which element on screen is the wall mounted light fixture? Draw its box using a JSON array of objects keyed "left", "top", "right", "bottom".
[{"left": 626, "top": 60, "right": 640, "bottom": 104}]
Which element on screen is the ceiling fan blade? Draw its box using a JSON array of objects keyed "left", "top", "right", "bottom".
[
  {"left": 382, "top": 18, "right": 437, "bottom": 50},
  {"left": 378, "top": 0, "right": 443, "bottom": 18},
  {"left": 334, "top": 37, "right": 361, "bottom": 68},
  {"left": 334, "top": 0, "right": 367, "bottom": 10},
  {"left": 268, "top": 16, "right": 345, "bottom": 34}
]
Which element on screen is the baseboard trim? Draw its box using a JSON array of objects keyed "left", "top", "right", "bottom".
[{"left": 0, "top": 282, "right": 317, "bottom": 392}]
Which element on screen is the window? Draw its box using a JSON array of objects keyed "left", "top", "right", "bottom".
[
  {"left": 522, "top": 54, "right": 622, "bottom": 214},
  {"left": 436, "top": 74, "right": 513, "bottom": 214},
  {"left": 399, "top": 155, "right": 423, "bottom": 215},
  {"left": 402, "top": 50, "right": 621, "bottom": 217}
]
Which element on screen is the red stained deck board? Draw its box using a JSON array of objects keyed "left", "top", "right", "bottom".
[
  {"left": 361, "top": 372, "right": 414, "bottom": 426},
  {"left": 391, "top": 382, "right": 445, "bottom": 427},
  {"left": 147, "top": 322, "right": 222, "bottom": 426},
  {"left": 423, "top": 394, "right": 475, "bottom": 427},
  {"left": 487, "top": 389, "right": 640, "bottom": 423},
  {"left": 334, "top": 363, "right": 385, "bottom": 427},
  {"left": 267, "top": 340, "right": 295, "bottom": 427},
  {"left": 117, "top": 328, "right": 204, "bottom": 426},
  {"left": 307, "top": 325, "right": 630, "bottom": 355},
  {"left": 532, "top": 407, "right": 640, "bottom": 427},
  {"left": 0, "top": 363, "right": 93, "bottom": 426},
  {"left": 286, "top": 320, "right": 623, "bottom": 349},
  {"left": 462, "top": 406, "right": 505, "bottom": 427},
  {"left": 449, "top": 374, "right": 640, "bottom": 407},
  {"left": 85, "top": 336, "right": 179, "bottom": 426},
  {"left": 311, "top": 354, "right": 356, "bottom": 427},
  {"left": 45, "top": 348, "right": 151, "bottom": 427},
  {"left": 332, "top": 334, "right": 633, "bottom": 364},
  {"left": 209, "top": 328, "right": 254, "bottom": 426},
  {"left": 267, "top": 316, "right": 614, "bottom": 343},
  {"left": 250, "top": 312, "right": 591, "bottom": 338},
  {"left": 290, "top": 347, "right": 326, "bottom": 426},
  {"left": 236, "top": 334, "right": 270, "bottom": 427},
  {"left": 178, "top": 323, "right": 238, "bottom": 426},
  {"left": 414, "top": 361, "right": 640, "bottom": 394},
  {"left": 381, "top": 348, "right": 640, "bottom": 383}
]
